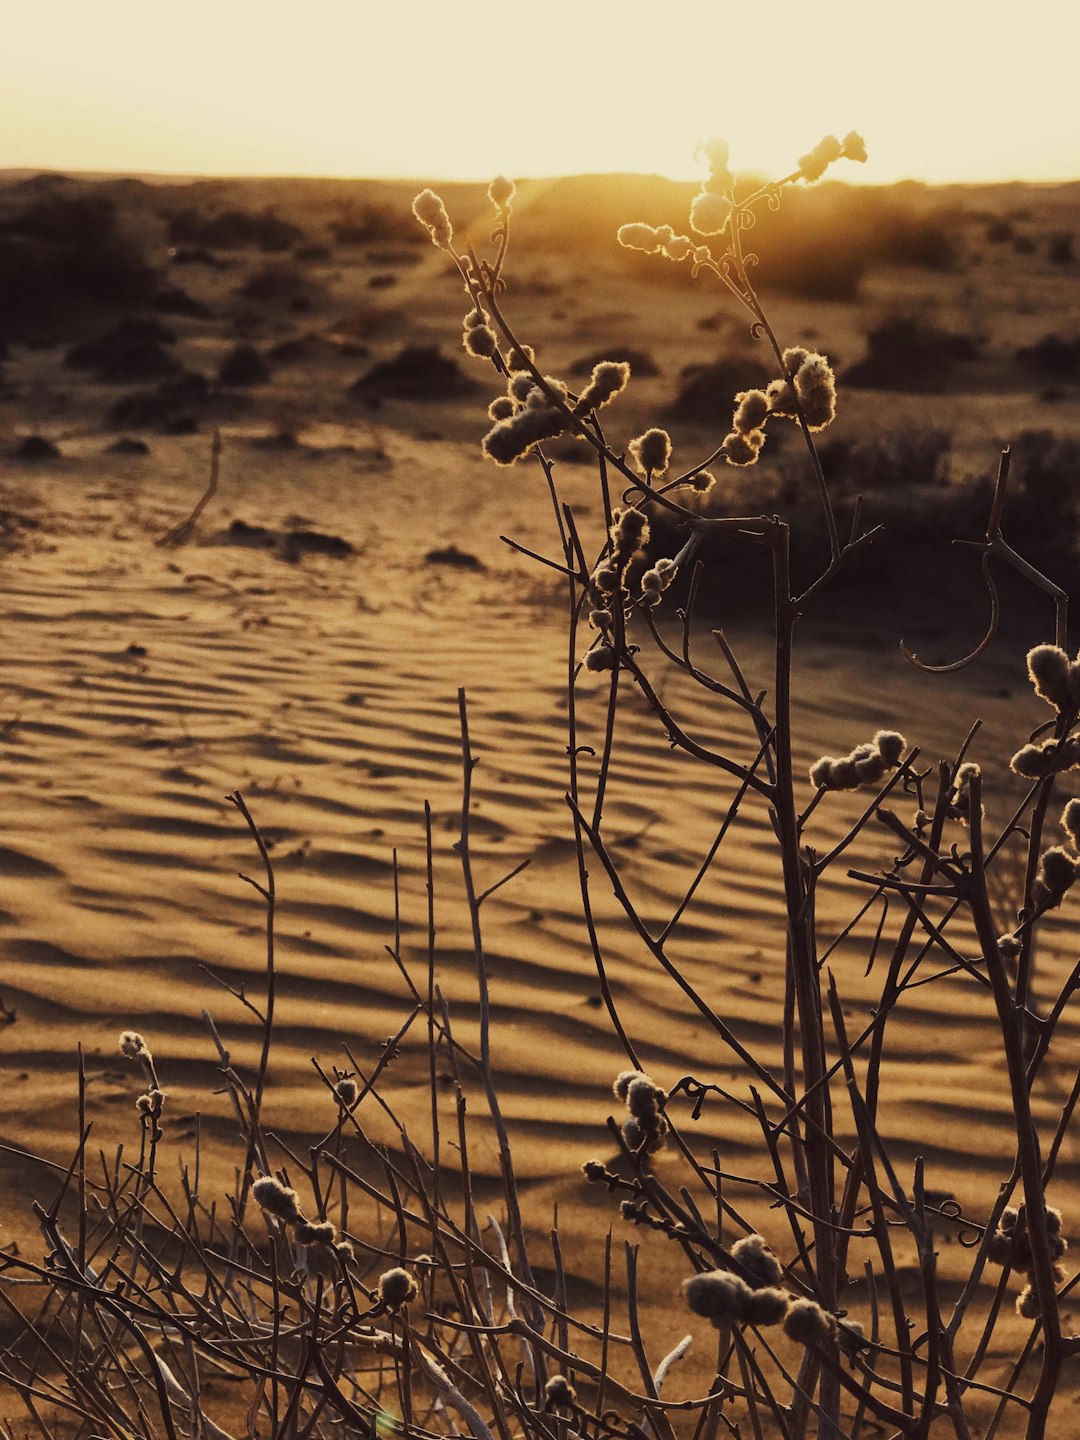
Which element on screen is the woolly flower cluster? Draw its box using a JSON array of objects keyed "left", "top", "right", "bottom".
[
  {"left": 682, "top": 1234, "right": 838, "bottom": 1346},
  {"left": 616, "top": 222, "right": 711, "bottom": 269},
  {"left": 986, "top": 1203, "right": 1067, "bottom": 1319},
  {"left": 119, "top": 1030, "right": 149, "bottom": 1060},
  {"left": 628, "top": 427, "right": 671, "bottom": 477},
  {"left": 412, "top": 189, "right": 453, "bottom": 251},
  {"left": 481, "top": 359, "right": 629, "bottom": 467},
  {"left": 719, "top": 348, "right": 837, "bottom": 469},
  {"left": 810, "top": 730, "right": 905, "bottom": 791},
  {"left": 1011, "top": 644, "right": 1080, "bottom": 779},
  {"left": 586, "top": 507, "right": 651, "bottom": 670},
  {"left": 764, "top": 347, "right": 837, "bottom": 431},
  {"left": 251, "top": 1175, "right": 358, "bottom": 1278},
  {"left": 944, "top": 761, "right": 982, "bottom": 824},
  {"left": 797, "top": 132, "right": 868, "bottom": 183},
  {"left": 640, "top": 556, "right": 676, "bottom": 608},
  {"left": 689, "top": 137, "right": 735, "bottom": 237},
  {"left": 1028, "top": 800, "right": 1080, "bottom": 909},
  {"left": 413, "top": 176, "right": 514, "bottom": 253},
  {"left": 1024, "top": 644, "right": 1080, "bottom": 714},
  {"left": 119, "top": 1030, "right": 165, "bottom": 1126},
  {"left": 613, "top": 1068, "right": 668, "bottom": 1154}
]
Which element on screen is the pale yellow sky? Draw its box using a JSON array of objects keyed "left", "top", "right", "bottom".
[{"left": 3, "top": 0, "right": 1078, "bottom": 185}]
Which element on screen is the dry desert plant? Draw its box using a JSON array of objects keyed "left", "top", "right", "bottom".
[{"left": 3, "top": 134, "right": 1080, "bottom": 1440}]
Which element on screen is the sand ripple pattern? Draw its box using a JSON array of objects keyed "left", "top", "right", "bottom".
[{"left": 0, "top": 515, "right": 1075, "bottom": 1235}]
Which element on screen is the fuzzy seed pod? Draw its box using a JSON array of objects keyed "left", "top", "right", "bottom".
[
  {"left": 703, "top": 137, "right": 732, "bottom": 180},
  {"left": 463, "top": 325, "right": 498, "bottom": 360},
  {"left": 335, "top": 1076, "right": 358, "bottom": 1106},
  {"left": 119, "top": 1030, "right": 148, "bottom": 1059},
  {"left": 335, "top": 1240, "right": 354, "bottom": 1261},
  {"left": 723, "top": 429, "right": 765, "bottom": 466},
  {"left": 584, "top": 644, "right": 615, "bottom": 673},
  {"left": 412, "top": 189, "right": 453, "bottom": 249},
  {"left": 809, "top": 757, "right": 837, "bottom": 790},
  {"left": 574, "top": 360, "right": 630, "bottom": 415},
  {"left": 252, "top": 1176, "right": 303, "bottom": 1224},
  {"left": 1062, "top": 800, "right": 1080, "bottom": 849},
  {"left": 625, "top": 1075, "right": 666, "bottom": 1118},
  {"left": 1011, "top": 737, "right": 1080, "bottom": 778},
  {"left": 691, "top": 469, "right": 716, "bottom": 492},
  {"left": 783, "top": 1298, "right": 836, "bottom": 1345},
  {"left": 733, "top": 389, "right": 770, "bottom": 434},
  {"left": 488, "top": 395, "right": 515, "bottom": 422},
  {"left": 136, "top": 1087, "right": 165, "bottom": 1115},
  {"left": 874, "top": 730, "right": 906, "bottom": 766},
  {"left": 797, "top": 135, "right": 844, "bottom": 184},
  {"left": 1016, "top": 1284, "right": 1041, "bottom": 1319},
  {"left": 689, "top": 190, "right": 732, "bottom": 237},
  {"left": 837, "top": 1319, "right": 867, "bottom": 1357},
  {"left": 949, "top": 761, "right": 981, "bottom": 820},
  {"left": 742, "top": 1287, "right": 789, "bottom": 1326},
  {"left": 482, "top": 406, "right": 565, "bottom": 466},
  {"left": 614, "top": 1069, "right": 647, "bottom": 1102},
  {"left": 505, "top": 344, "right": 535, "bottom": 371},
  {"left": 664, "top": 234, "right": 693, "bottom": 261},
  {"left": 297, "top": 1220, "right": 337, "bottom": 1246},
  {"left": 793, "top": 354, "right": 837, "bottom": 430},
  {"left": 592, "top": 563, "right": 620, "bottom": 593},
  {"left": 811, "top": 730, "right": 905, "bottom": 791},
  {"left": 617, "top": 223, "right": 662, "bottom": 254},
  {"left": 582, "top": 1158, "right": 608, "bottom": 1182},
  {"left": 1037, "top": 845, "right": 1078, "bottom": 905},
  {"left": 621, "top": 1113, "right": 668, "bottom": 1153},
  {"left": 488, "top": 175, "right": 516, "bottom": 210},
  {"left": 544, "top": 1375, "right": 577, "bottom": 1408},
  {"left": 378, "top": 1266, "right": 418, "bottom": 1307},
  {"left": 628, "top": 428, "right": 672, "bottom": 478},
  {"left": 609, "top": 507, "right": 650, "bottom": 562},
  {"left": 730, "top": 1234, "right": 783, "bottom": 1290},
  {"left": 1027, "top": 645, "right": 1073, "bottom": 710},
  {"left": 842, "top": 131, "right": 868, "bottom": 164},
  {"left": 766, "top": 377, "right": 797, "bottom": 418},
  {"left": 683, "top": 1270, "right": 754, "bottom": 1325}
]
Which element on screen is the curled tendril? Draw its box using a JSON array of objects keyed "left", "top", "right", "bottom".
[
  {"left": 737, "top": 207, "right": 758, "bottom": 233},
  {"left": 750, "top": 320, "right": 767, "bottom": 340},
  {"left": 933, "top": 1198, "right": 985, "bottom": 1248},
  {"left": 717, "top": 253, "right": 751, "bottom": 298},
  {"left": 668, "top": 1073, "right": 747, "bottom": 1121},
  {"left": 901, "top": 551, "right": 999, "bottom": 673},
  {"left": 743, "top": 251, "right": 760, "bottom": 272},
  {"left": 764, "top": 184, "right": 784, "bottom": 212}
]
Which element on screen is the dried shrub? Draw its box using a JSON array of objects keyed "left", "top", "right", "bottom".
[
  {"left": 349, "top": 345, "right": 477, "bottom": 401},
  {"left": 0, "top": 193, "right": 154, "bottom": 339},
  {"left": 167, "top": 205, "right": 304, "bottom": 252},
  {"left": 666, "top": 355, "right": 773, "bottom": 423},
  {"left": 843, "top": 313, "right": 980, "bottom": 391}
]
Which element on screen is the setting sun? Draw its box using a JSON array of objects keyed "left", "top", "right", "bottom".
[{"left": 3, "top": 0, "right": 1079, "bottom": 184}]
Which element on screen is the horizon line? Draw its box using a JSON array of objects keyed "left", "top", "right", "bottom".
[{"left": 2, "top": 164, "right": 1080, "bottom": 192}]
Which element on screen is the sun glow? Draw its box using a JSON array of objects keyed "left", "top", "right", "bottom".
[{"left": 2, "top": 0, "right": 1079, "bottom": 185}]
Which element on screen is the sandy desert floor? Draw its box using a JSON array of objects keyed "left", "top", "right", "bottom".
[{"left": 0, "top": 168, "right": 1079, "bottom": 1432}]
